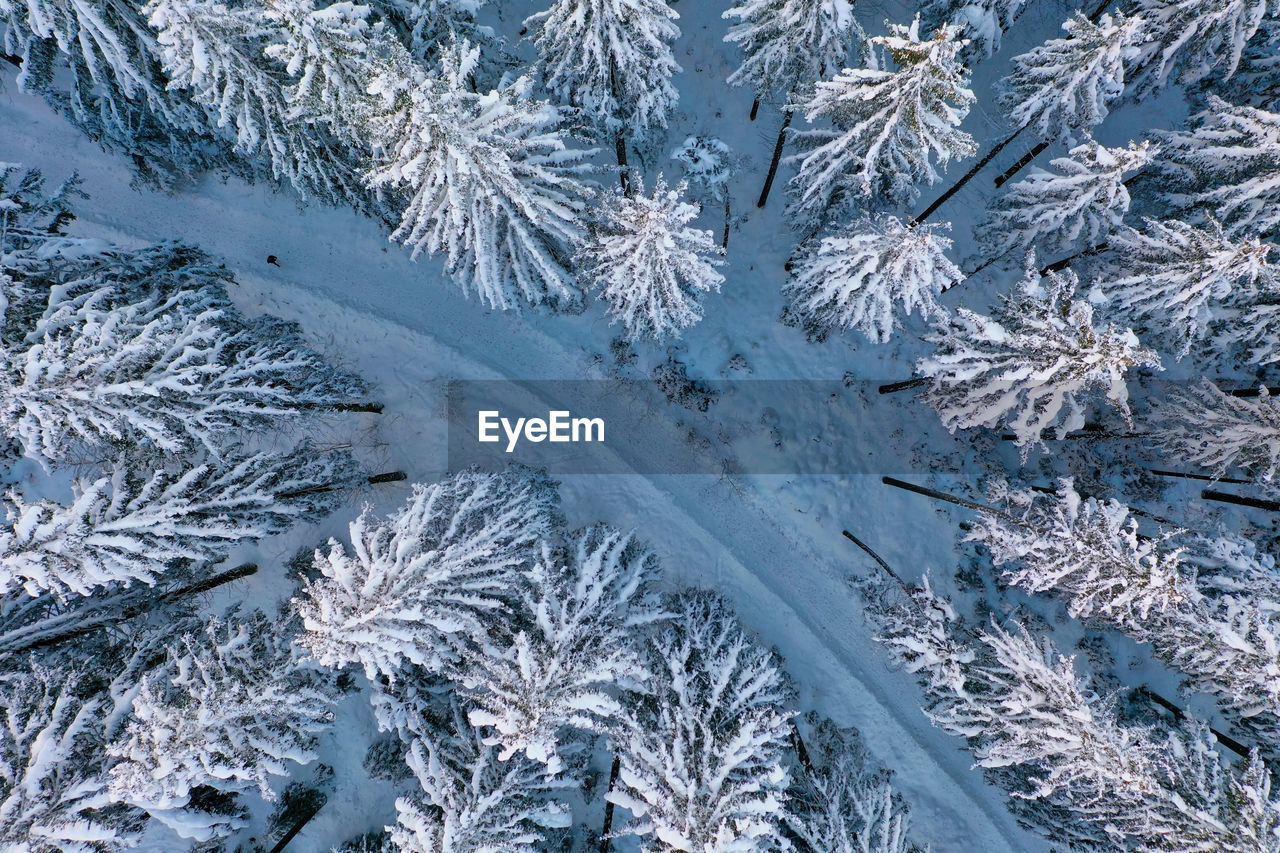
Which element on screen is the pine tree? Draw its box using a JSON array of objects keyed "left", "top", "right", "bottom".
[
  {"left": 786, "top": 17, "right": 976, "bottom": 224},
  {"left": 998, "top": 12, "right": 1143, "bottom": 145},
  {"left": 365, "top": 40, "right": 595, "bottom": 310},
  {"left": 0, "top": 443, "right": 357, "bottom": 599},
  {"left": 919, "top": 0, "right": 1027, "bottom": 60},
  {"left": 784, "top": 716, "right": 924, "bottom": 853},
  {"left": 970, "top": 482, "right": 1280, "bottom": 755},
  {"left": 0, "top": 664, "right": 145, "bottom": 851},
  {"left": 1156, "top": 96, "right": 1280, "bottom": 239},
  {"left": 389, "top": 692, "right": 573, "bottom": 853},
  {"left": 722, "top": 0, "right": 857, "bottom": 104},
  {"left": 979, "top": 140, "right": 1153, "bottom": 261},
  {"left": 919, "top": 265, "right": 1159, "bottom": 454},
  {"left": 295, "top": 468, "right": 561, "bottom": 681},
  {"left": 1214, "top": 15, "right": 1280, "bottom": 111},
  {"left": 0, "top": 0, "right": 231, "bottom": 186},
  {"left": 784, "top": 214, "right": 960, "bottom": 343},
  {"left": 969, "top": 479, "right": 1188, "bottom": 622},
  {"left": 0, "top": 164, "right": 83, "bottom": 253},
  {"left": 0, "top": 240, "right": 366, "bottom": 462},
  {"left": 671, "top": 137, "right": 734, "bottom": 202},
  {"left": 261, "top": 0, "right": 383, "bottom": 141},
  {"left": 524, "top": 0, "right": 681, "bottom": 142},
  {"left": 107, "top": 609, "right": 338, "bottom": 839},
  {"left": 576, "top": 177, "right": 724, "bottom": 342},
  {"left": 1153, "top": 381, "right": 1280, "bottom": 482},
  {"left": 1127, "top": 0, "right": 1275, "bottom": 96},
  {"left": 607, "top": 592, "right": 794, "bottom": 853},
  {"left": 1094, "top": 218, "right": 1274, "bottom": 355},
  {"left": 144, "top": 0, "right": 371, "bottom": 206},
  {"left": 459, "top": 526, "right": 664, "bottom": 776},
  {"left": 369, "top": 0, "right": 509, "bottom": 87},
  {"left": 873, "top": 585, "right": 1280, "bottom": 852}
]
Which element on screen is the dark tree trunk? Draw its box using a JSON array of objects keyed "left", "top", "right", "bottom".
[
  {"left": 1147, "top": 468, "right": 1249, "bottom": 484},
  {"left": 609, "top": 56, "right": 630, "bottom": 194},
  {"left": 276, "top": 470, "right": 405, "bottom": 501},
  {"left": 598, "top": 756, "right": 622, "bottom": 853},
  {"left": 842, "top": 530, "right": 912, "bottom": 588},
  {"left": 266, "top": 794, "right": 327, "bottom": 853},
  {"left": 789, "top": 721, "right": 815, "bottom": 775},
  {"left": 1135, "top": 685, "right": 1250, "bottom": 758},
  {"left": 722, "top": 197, "right": 731, "bottom": 249},
  {"left": 0, "top": 563, "right": 259, "bottom": 656},
  {"left": 994, "top": 140, "right": 1050, "bottom": 188},
  {"left": 1039, "top": 242, "right": 1108, "bottom": 275},
  {"left": 757, "top": 110, "right": 794, "bottom": 208},
  {"left": 615, "top": 135, "right": 631, "bottom": 194},
  {"left": 749, "top": 98, "right": 760, "bottom": 121},
  {"left": 913, "top": 122, "right": 1031, "bottom": 225},
  {"left": 327, "top": 401, "right": 384, "bottom": 413},
  {"left": 1202, "top": 489, "right": 1280, "bottom": 512},
  {"left": 880, "top": 477, "right": 1024, "bottom": 523},
  {"left": 877, "top": 377, "right": 929, "bottom": 395}
]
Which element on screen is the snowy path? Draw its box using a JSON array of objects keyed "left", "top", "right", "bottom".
[{"left": 0, "top": 84, "right": 1049, "bottom": 851}]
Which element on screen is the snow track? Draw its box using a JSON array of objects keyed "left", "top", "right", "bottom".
[{"left": 0, "top": 84, "right": 1049, "bottom": 851}]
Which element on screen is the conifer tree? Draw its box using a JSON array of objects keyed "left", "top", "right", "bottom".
[
  {"left": 365, "top": 40, "right": 596, "bottom": 310},
  {"left": 1, "top": 240, "right": 366, "bottom": 462},
  {"left": 295, "top": 468, "right": 560, "bottom": 680},
  {"left": 784, "top": 214, "right": 960, "bottom": 343},
  {"left": 920, "top": 0, "right": 1027, "bottom": 60},
  {"left": 576, "top": 177, "right": 724, "bottom": 342},
  {"left": 979, "top": 140, "right": 1153, "bottom": 261},
  {"left": 0, "top": 0, "right": 231, "bottom": 185},
  {"left": 723, "top": 0, "right": 857, "bottom": 105},
  {"left": 998, "top": 12, "right": 1143, "bottom": 145},
  {"left": 145, "top": 0, "right": 370, "bottom": 206},
  {"left": 524, "top": 0, "right": 681, "bottom": 144},
  {"left": 459, "top": 526, "right": 664, "bottom": 776},
  {"left": 1095, "top": 218, "right": 1274, "bottom": 355},
  {"left": 1127, "top": 0, "right": 1275, "bottom": 96},
  {"left": 784, "top": 716, "right": 924, "bottom": 853},
  {"left": 607, "top": 592, "right": 794, "bottom": 853},
  {"left": 919, "top": 265, "right": 1159, "bottom": 454},
  {"left": 0, "top": 444, "right": 357, "bottom": 599},
  {"left": 873, "top": 584, "right": 1280, "bottom": 852},
  {"left": 107, "top": 610, "right": 338, "bottom": 839},
  {"left": 1156, "top": 96, "right": 1280, "bottom": 240},
  {"left": 389, "top": 692, "right": 573, "bottom": 853},
  {"left": 1153, "top": 381, "right": 1280, "bottom": 482},
  {"left": 0, "top": 664, "right": 145, "bottom": 851},
  {"left": 787, "top": 17, "right": 976, "bottom": 225},
  {"left": 969, "top": 481, "right": 1280, "bottom": 754}
]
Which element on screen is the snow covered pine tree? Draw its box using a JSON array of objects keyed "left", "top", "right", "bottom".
[
  {"left": 107, "top": 609, "right": 338, "bottom": 842},
  {"left": 787, "top": 16, "right": 976, "bottom": 225},
  {"left": 784, "top": 214, "right": 961, "bottom": 343},
  {"left": 295, "top": 467, "right": 560, "bottom": 680},
  {"left": 979, "top": 140, "right": 1153, "bottom": 263},
  {"left": 458, "top": 526, "right": 664, "bottom": 776},
  {"left": 607, "top": 592, "right": 794, "bottom": 853},
  {"left": 918, "top": 264, "right": 1159, "bottom": 454},
  {"left": 524, "top": 0, "right": 680, "bottom": 177},
  {"left": 0, "top": 236, "right": 366, "bottom": 463},
  {"left": 576, "top": 177, "right": 725, "bottom": 342}
]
